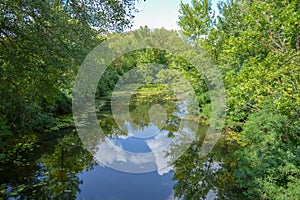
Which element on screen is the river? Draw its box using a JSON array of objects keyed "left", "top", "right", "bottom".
[{"left": 2, "top": 85, "right": 243, "bottom": 199}]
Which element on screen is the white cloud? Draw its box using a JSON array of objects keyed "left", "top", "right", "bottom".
[{"left": 146, "top": 133, "right": 173, "bottom": 175}]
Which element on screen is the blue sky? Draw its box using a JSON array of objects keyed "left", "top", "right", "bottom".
[{"left": 131, "top": 0, "right": 220, "bottom": 30}]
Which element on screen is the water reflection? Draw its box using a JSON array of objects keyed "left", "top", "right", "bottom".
[
  {"left": 1, "top": 85, "right": 240, "bottom": 199},
  {"left": 38, "top": 132, "right": 95, "bottom": 199},
  {"left": 77, "top": 166, "right": 179, "bottom": 200},
  {"left": 93, "top": 85, "right": 199, "bottom": 173},
  {"left": 1, "top": 130, "right": 95, "bottom": 199},
  {"left": 172, "top": 142, "right": 243, "bottom": 200}
]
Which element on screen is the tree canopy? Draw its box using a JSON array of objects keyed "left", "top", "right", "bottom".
[
  {"left": 0, "top": 0, "right": 138, "bottom": 197},
  {"left": 178, "top": 0, "right": 300, "bottom": 199}
]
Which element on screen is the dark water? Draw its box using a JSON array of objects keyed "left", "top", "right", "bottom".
[{"left": 1, "top": 86, "right": 242, "bottom": 199}]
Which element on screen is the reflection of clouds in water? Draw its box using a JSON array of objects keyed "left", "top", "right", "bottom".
[
  {"left": 95, "top": 139, "right": 127, "bottom": 164},
  {"left": 95, "top": 138, "right": 157, "bottom": 173},
  {"left": 94, "top": 115, "right": 197, "bottom": 173},
  {"left": 94, "top": 132, "right": 175, "bottom": 174},
  {"left": 95, "top": 139, "right": 154, "bottom": 166},
  {"left": 95, "top": 125, "right": 196, "bottom": 174},
  {"left": 146, "top": 133, "right": 173, "bottom": 175}
]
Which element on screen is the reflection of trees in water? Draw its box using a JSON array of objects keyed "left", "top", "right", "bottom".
[
  {"left": 97, "top": 85, "right": 182, "bottom": 138},
  {"left": 129, "top": 91, "right": 181, "bottom": 135},
  {"left": 1, "top": 130, "right": 95, "bottom": 199},
  {"left": 172, "top": 141, "right": 243, "bottom": 200},
  {"left": 38, "top": 132, "right": 95, "bottom": 199}
]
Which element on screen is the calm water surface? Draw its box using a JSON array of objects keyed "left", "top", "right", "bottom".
[
  {"left": 2, "top": 87, "right": 241, "bottom": 199},
  {"left": 77, "top": 88, "right": 194, "bottom": 200}
]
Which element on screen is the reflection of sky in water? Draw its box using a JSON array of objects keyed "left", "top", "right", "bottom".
[
  {"left": 77, "top": 116, "right": 180, "bottom": 199},
  {"left": 123, "top": 121, "right": 166, "bottom": 138},
  {"left": 77, "top": 166, "right": 179, "bottom": 200},
  {"left": 94, "top": 130, "right": 174, "bottom": 175},
  {"left": 110, "top": 136, "right": 152, "bottom": 153},
  {"left": 78, "top": 96, "right": 201, "bottom": 199},
  {"left": 93, "top": 97, "right": 197, "bottom": 174},
  {"left": 110, "top": 121, "right": 170, "bottom": 153}
]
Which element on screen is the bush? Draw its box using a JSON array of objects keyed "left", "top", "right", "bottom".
[{"left": 234, "top": 108, "right": 300, "bottom": 199}]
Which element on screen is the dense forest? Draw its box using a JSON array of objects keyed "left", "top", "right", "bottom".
[{"left": 1, "top": 0, "right": 299, "bottom": 199}]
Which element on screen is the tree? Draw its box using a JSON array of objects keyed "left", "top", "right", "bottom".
[
  {"left": 178, "top": 0, "right": 215, "bottom": 41},
  {"left": 178, "top": 0, "right": 300, "bottom": 198},
  {"left": 234, "top": 107, "right": 300, "bottom": 199},
  {"left": 0, "top": 0, "right": 139, "bottom": 197},
  {"left": 0, "top": 0, "right": 138, "bottom": 132}
]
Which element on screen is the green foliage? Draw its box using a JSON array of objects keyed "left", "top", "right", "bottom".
[
  {"left": 0, "top": 117, "right": 12, "bottom": 150},
  {"left": 178, "top": 0, "right": 300, "bottom": 198},
  {"left": 96, "top": 27, "right": 211, "bottom": 123},
  {"left": 0, "top": 1, "right": 139, "bottom": 198},
  {"left": 234, "top": 108, "right": 300, "bottom": 199},
  {"left": 178, "top": 0, "right": 215, "bottom": 41},
  {"left": 0, "top": 0, "right": 138, "bottom": 134},
  {"left": 0, "top": 0, "right": 138, "bottom": 137}
]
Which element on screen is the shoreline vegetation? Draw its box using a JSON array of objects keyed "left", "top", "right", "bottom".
[{"left": 1, "top": 0, "right": 299, "bottom": 199}]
